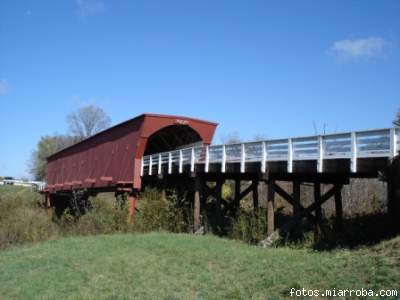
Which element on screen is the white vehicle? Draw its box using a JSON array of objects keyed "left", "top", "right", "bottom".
[{"left": 3, "top": 177, "right": 15, "bottom": 185}]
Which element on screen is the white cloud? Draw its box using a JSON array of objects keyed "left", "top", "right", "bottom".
[
  {"left": 0, "top": 79, "right": 9, "bottom": 96},
  {"left": 330, "top": 37, "right": 388, "bottom": 61},
  {"left": 76, "top": 0, "right": 105, "bottom": 17}
]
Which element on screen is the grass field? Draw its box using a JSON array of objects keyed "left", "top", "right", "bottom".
[{"left": 0, "top": 233, "right": 399, "bottom": 299}]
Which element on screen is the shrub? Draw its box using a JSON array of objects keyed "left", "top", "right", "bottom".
[
  {"left": 0, "top": 188, "right": 59, "bottom": 249},
  {"left": 134, "top": 188, "right": 171, "bottom": 232},
  {"left": 229, "top": 209, "right": 267, "bottom": 244},
  {"left": 135, "top": 188, "right": 192, "bottom": 233},
  {"left": 60, "top": 196, "right": 131, "bottom": 236},
  {"left": 0, "top": 207, "right": 59, "bottom": 249}
]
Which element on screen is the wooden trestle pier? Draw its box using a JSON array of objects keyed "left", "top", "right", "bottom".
[{"left": 141, "top": 128, "right": 400, "bottom": 237}]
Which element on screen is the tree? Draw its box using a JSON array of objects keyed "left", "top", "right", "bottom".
[
  {"left": 220, "top": 132, "right": 241, "bottom": 144},
  {"left": 29, "top": 105, "right": 111, "bottom": 181},
  {"left": 394, "top": 109, "right": 400, "bottom": 127},
  {"left": 29, "top": 135, "right": 78, "bottom": 181},
  {"left": 253, "top": 134, "right": 267, "bottom": 141},
  {"left": 67, "top": 104, "right": 111, "bottom": 140}
]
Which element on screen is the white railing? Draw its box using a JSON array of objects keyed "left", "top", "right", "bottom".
[
  {"left": 0, "top": 179, "right": 47, "bottom": 191},
  {"left": 37, "top": 182, "right": 47, "bottom": 192},
  {"left": 141, "top": 127, "right": 400, "bottom": 176}
]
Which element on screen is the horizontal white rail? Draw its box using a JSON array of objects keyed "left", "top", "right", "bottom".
[{"left": 141, "top": 127, "right": 399, "bottom": 175}]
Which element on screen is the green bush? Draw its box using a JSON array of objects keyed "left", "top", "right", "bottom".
[
  {"left": 0, "top": 207, "right": 59, "bottom": 249},
  {"left": 229, "top": 209, "right": 267, "bottom": 244},
  {"left": 0, "top": 187, "right": 133, "bottom": 249},
  {"left": 135, "top": 188, "right": 191, "bottom": 233},
  {"left": 0, "top": 187, "right": 59, "bottom": 249},
  {"left": 135, "top": 188, "right": 170, "bottom": 232},
  {"left": 60, "top": 196, "right": 131, "bottom": 236}
]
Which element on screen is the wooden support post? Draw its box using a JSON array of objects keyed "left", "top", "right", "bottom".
[
  {"left": 279, "top": 183, "right": 340, "bottom": 234},
  {"left": 313, "top": 183, "right": 322, "bottom": 240},
  {"left": 216, "top": 180, "right": 223, "bottom": 223},
  {"left": 128, "top": 193, "right": 137, "bottom": 224},
  {"left": 334, "top": 184, "right": 343, "bottom": 231},
  {"left": 194, "top": 177, "right": 201, "bottom": 232},
  {"left": 253, "top": 180, "right": 259, "bottom": 212},
  {"left": 387, "top": 176, "right": 399, "bottom": 226},
  {"left": 267, "top": 180, "right": 275, "bottom": 236},
  {"left": 200, "top": 181, "right": 207, "bottom": 208},
  {"left": 161, "top": 178, "right": 167, "bottom": 200},
  {"left": 45, "top": 193, "right": 51, "bottom": 208},
  {"left": 274, "top": 182, "right": 317, "bottom": 224},
  {"left": 293, "top": 181, "right": 301, "bottom": 235},
  {"left": 293, "top": 181, "right": 301, "bottom": 217},
  {"left": 387, "top": 175, "right": 394, "bottom": 221},
  {"left": 387, "top": 158, "right": 400, "bottom": 226},
  {"left": 234, "top": 179, "right": 241, "bottom": 216}
]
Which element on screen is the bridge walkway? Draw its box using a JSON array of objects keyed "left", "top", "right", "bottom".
[{"left": 141, "top": 128, "right": 399, "bottom": 237}]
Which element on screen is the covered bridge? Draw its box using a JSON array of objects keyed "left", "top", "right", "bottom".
[
  {"left": 43, "top": 113, "right": 399, "bottom": 235},
  {"left": 44, "top": 113, "right": 217, "bottom": 217}
]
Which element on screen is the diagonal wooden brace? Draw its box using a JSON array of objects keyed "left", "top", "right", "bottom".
[
  {"left": 279, "top": 184, "right": 342, "bottom": 233},
  {"left": 273, "top": 182, "right": 317, "bottom": 224}
]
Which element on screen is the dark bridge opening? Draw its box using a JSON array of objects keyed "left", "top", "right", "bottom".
[{"left": 144, "top": 125, "right": 202, "bottom": 155}]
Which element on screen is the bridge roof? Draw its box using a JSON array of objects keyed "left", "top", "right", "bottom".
[
  {"left": 47, "top": 113, "right": 217, "bottom": 160},
  {"left": 45, "top": 113, "right": 218, "bottom": 192}
]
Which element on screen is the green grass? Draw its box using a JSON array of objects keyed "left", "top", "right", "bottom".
[
  {"left": 0, "top": 185, "right": 34, "bottom": 197},
  {"left": 1, "top": 233, "right": 399, "bottom": 299}
]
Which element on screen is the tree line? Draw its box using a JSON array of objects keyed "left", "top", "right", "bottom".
[{"left": 29, "top": 105, "right": 111, "bottom": 181}]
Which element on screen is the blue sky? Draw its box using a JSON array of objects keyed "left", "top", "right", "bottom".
[{"left": 1, "top": 0, "right": 399, "bottom": 178}]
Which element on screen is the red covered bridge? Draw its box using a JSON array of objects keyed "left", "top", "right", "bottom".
[
  {"left": 44, "top": 113, "right": 217, "bottom": 218},
  {"left": 43, "top": 113, "right": 400, "bottom": 236}
]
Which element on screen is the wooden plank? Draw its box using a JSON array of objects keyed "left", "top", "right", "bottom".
[
  {"left": 313, "top": 183, "right": 322, "bottom": 240},
  {"left": 298, "top": 185, "right": 337, "bottom": 220},
  {"left": 193, "top": 177, "right": 201, "bottom": 232},
  {"left": 253, "top": 180, "right": 259, "bottom": 212},
  {"left": 314, "top": 183, "right": 322, "bottom": 222},
  {"left": 273, "top": 182, "right": 314, "bottom": 223},
  {"left": 320, "top": 185, "right": 337, "bottom": 203},
  {"left": 45, "top": 193, "right": 51, "bottom": 208},
  {"left": 234, "top": 180, "right": 241, "bottom": 216},
  {"left": 267, "top": 180, "right": 275, "bottom": 236},
  {"left": 128, "top": 194, "right": 137, "bottom": 224},
  {"left": 334, "top": 184, "right": 343, "bottom": 230},
  {"left": 274, "top": 182, "right": 339, "bottom": 228},
  {"left": 273, "top": 182, "right": 293, "bottom": 203},
  {"left": 293, "top": 181, "right": 301, "bottom": 217},
  {"left": 215, "top": 180, "right": 223, "bottom": 223},
  {"left": 238, "top": 182, "right": 256, "bottom": 201}
]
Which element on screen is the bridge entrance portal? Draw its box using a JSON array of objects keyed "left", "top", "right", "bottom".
[{"left": 144, "top": 125, "right": 203, "bottom": 155}]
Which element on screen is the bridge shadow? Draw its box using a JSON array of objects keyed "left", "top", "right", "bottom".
[
  {"left": 202, "top": 201, "right": 398, "bottom": 250},
  {"left": 310, "top": 213, "right": 399, "bottom": 250},
  {"left": 269, "top": 211, "right": 399, "bottom": 250},
  {"left": 142, "top": 178, "right": 399, "bottom": 250}
]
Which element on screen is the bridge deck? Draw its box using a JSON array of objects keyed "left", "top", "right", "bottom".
[{"left": 141, "top": 127, "right": 399, "bottom": 179}]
